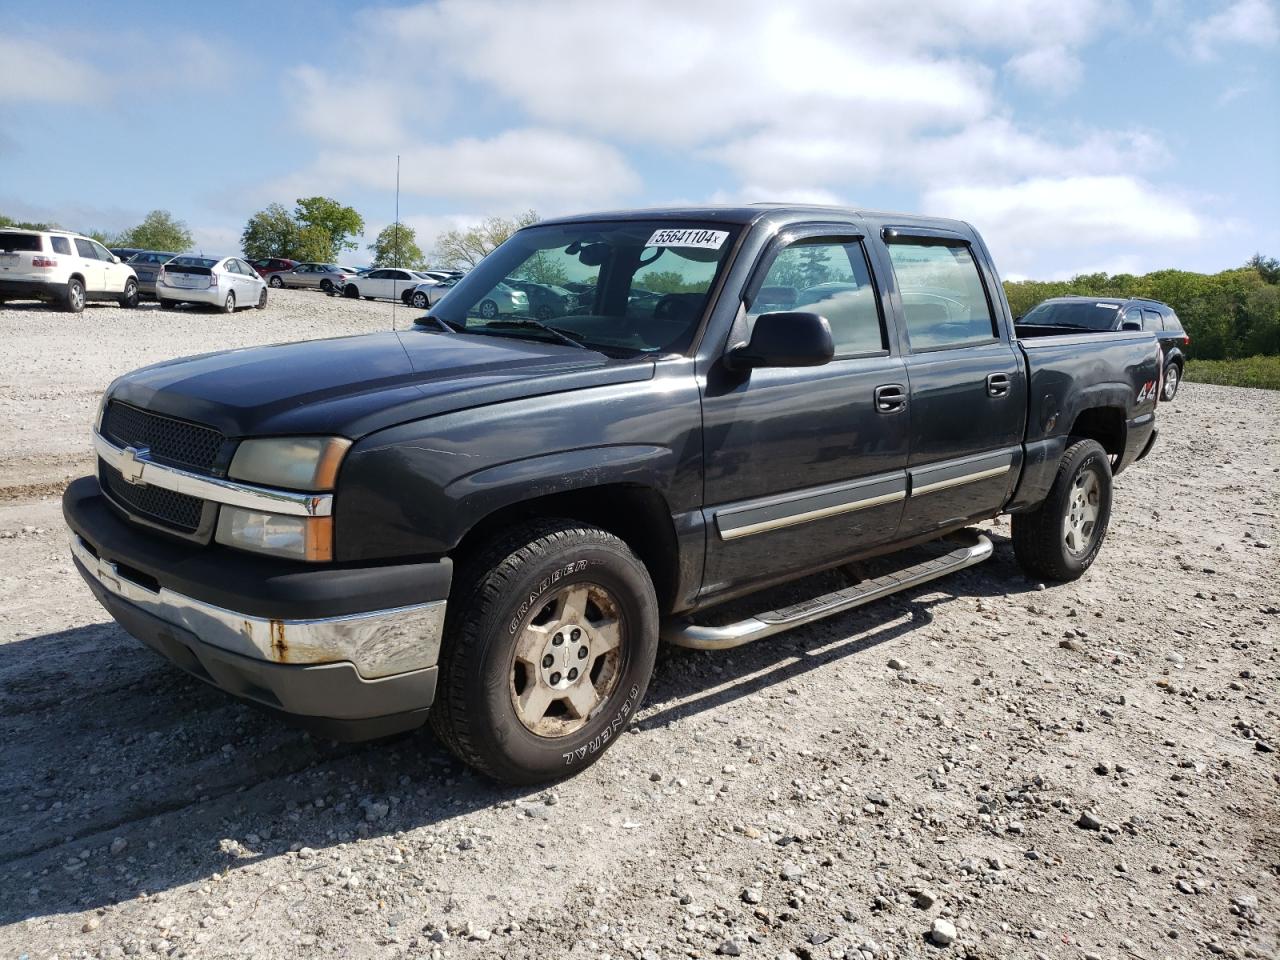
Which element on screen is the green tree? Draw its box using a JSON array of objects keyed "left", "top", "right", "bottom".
[
  {"left": 114, "top": 209, "right": 192, "bottom": 253},
  {"left": 367, "top": 222, "right": 426, "bottom": 269},
  {"left": 0, "top": 214, "right": 57, "bottom": 230},
  {"left": 640, "top": 269, "right": 701, "bottom": 293},
  {"left": 241, "top": 203, "right": 300, "bottom": 261},
  {"left": 516, "top": 251, "right": 569, "bottom": 286},
  {"left": 434, "top": 209, "right": 538, "bottom": 269},
  {"left": 294, "top": 196, "right": 364, "bottom": 262}
]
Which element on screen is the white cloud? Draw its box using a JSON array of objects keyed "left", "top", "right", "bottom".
[
  {"left": 0, "top": 36, "right": 102, "bottom": 102},
  {"left": 1005, "top": 45, "right": 1084, "bottom": 95},
  {"left": 923, "top": 175, "right": 1203, "bottom": 273},
  {"left": 1188, "top": 0, "right": 1280, "bottom": 59},
  {"left": 262, "top": 128, "right": 640, "bottom": 211}
]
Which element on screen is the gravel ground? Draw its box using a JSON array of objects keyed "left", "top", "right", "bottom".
[{"left": 0, "top": 291, "right": 1277, "bottom": 960}]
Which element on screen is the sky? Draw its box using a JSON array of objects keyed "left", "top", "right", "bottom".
[{"left": 0, "top": 0, "right": 1277, "bottom": 280}]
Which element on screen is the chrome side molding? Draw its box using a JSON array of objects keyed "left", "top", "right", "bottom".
[{"left": 661, "top": 534, "right": 993, "bottom": 650}]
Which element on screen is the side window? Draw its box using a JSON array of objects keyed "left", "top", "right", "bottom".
[
  {"left": 74, "top": 238, "right": 98, "bottom": 259},
  {"left": 1142, "top": 308, "right": 1163, "bottom": 332},
  {"left": 50, "top": 236, "right": 71, "bottom": 255},
  {"left": 1165, "top": 311, "right": 1183, "bottom": 333},
  {"left": 748, "top": 239, "right": 886, "bottom": 356},
  {"left": 1122, "top": 307, "right": 1143, "bottom": 327},
  {"left": 885, "top": 241, "right": 996, "bottom": 350},
  {"left": 90, "top": 240, "right": 114, "bottom": 261}
]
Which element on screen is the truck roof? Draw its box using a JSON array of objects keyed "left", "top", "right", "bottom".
[{"left": 536, "top": 204, "right": 973, "bottom": 235}]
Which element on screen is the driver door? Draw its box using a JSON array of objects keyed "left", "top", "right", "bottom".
[{"left": 700, "top": 230, "right": 909, "bottom": 599}]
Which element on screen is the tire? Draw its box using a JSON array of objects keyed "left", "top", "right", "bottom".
[
  {"left": 534, "top": 304, "right": 553, "bottom": 321},
  {"left": 63, "top": 278, "right": 86, "bottom": 314},
  {"left": 158, "top": 298, "right": 179, "bottom": 310},
  {"left": 118, "top": 278, "right": 139, "bottom": 309},
  {"left": 1162, "top": 361, "right": 1181, "bottom": 401},
  {"left": 1011, "top": 438, "right": 1113, "bottom": 582},
  {"left": 320, "top": 279, "right": 334, "bottom": 293},
  {"left": 412, "top": 291, "right": 429, "bottom": 309},
  {"left": 478, "top": 299, "right": 498, "bottom": 320},
  {"left": 343, "top": 285, "right": 358, "bottom": 298},
  {"left": 364, "top": 296, "right": 376, "bottom": 301},
  {"left": 431, "top": 519, "right": 659, "bottom": 785},
  {"left": 221, "top": 291, "right": 236, "bottom": 314},
  {"left": 269, "top": 276, "right": 283, "bottom": 288},
  {"left": 256, "top": 288, "right": 268, "bottom": 310}
]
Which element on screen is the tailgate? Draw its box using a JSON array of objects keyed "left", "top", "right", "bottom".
[{"left": 0, "top": 232, "right": 46, "bottom": 278}]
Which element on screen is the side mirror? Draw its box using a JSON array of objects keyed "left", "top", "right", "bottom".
[
  {"left": 111, "top": 255, "right": 122, "bottom": 264},
  {"left": 1121, "top": 320, "right": 1141, "bottom": 331},
  {"left": 725, "top": 312, "right": 834, "bottom": 371}
]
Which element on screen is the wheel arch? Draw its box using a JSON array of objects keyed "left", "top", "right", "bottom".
[{"left": 1067, "top": 405, "right": 1126, "bottom": 460}]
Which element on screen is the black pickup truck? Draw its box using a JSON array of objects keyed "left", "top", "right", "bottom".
[{"left": 64, "top": 205, "right": 1161, "bottom": 783}]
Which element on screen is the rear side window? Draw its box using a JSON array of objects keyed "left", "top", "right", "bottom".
[
  {"left": 749, "top": 239, "right": 886, "bottom": 356},
  {"left": 1164, "top": 311, "right": 1183, "bottom": 332},
  {"left": 885, "top": 241, "right": 996, "bottom": 350},
  {"left": 0, "top": 233, "right": 43, "bottom": 252},
  {"left": 1141, "top": 308, "right": 1163, "bottom": 331},
  {"left": 50, "top": 236, "right": 71, "bottom": 255}
]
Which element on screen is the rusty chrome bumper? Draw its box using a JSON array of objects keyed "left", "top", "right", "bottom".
[{"left": 71, "top": 534, "right": 446, "bottom": 679}]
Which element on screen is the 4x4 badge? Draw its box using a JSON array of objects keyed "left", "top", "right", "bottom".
[{"left": 120, "top": 446, "right": 149, "bottom": 485}]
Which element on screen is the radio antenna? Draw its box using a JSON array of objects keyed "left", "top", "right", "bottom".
[{"left": 392, "top": 153, "right": 401, "bottom": 331}]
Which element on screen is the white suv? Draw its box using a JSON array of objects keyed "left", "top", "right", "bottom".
[{"left": 0, "top": 229, "right": 140, "bottom": 312}]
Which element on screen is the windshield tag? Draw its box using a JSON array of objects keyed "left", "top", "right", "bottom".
[{"left": 645, "top": 228, "right": 728, "bottom": 250}]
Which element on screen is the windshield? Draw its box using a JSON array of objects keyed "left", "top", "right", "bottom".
[
  {"left": 428, "top": 220, "right": 740, "bottom": 355},
  {"left": 1020, "top": 300, "right": 1122, "bottom": 330},
  {"left": 169, "top": 256, "right": 217, "bottom": 268}
]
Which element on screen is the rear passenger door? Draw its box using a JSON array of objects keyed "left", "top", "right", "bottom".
[
  {"left": 700, "top": 229, "right": 909, "bottom": 596},
  {"left": 877, "top": 230, "right": 1027, "bottom": 537}
]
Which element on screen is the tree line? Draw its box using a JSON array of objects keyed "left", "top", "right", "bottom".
[
  {"left": 1003, "top": 255, "right": 1280, "bottom": 360},
  {"left": 1, "top": 210, "right": 194, "bottom": 253}
]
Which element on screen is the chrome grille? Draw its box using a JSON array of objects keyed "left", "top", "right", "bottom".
[
  {"left": 99, "top": 458, "right": 204, "bottom": 533},
  {"left": 102, "top": 401, "right": 223, "bottom": 473}
]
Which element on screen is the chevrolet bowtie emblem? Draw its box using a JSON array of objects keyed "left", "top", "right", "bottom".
[{"left": 121, "top": 445, "right": 150, "bottom": 485}]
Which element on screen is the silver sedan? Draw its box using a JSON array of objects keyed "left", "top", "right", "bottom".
[
  {"left": 263, "top": 262, "right": 353, "bottom": 293},
  {"left": 156, "top": 256, "right": 268, "bottom": 313}
]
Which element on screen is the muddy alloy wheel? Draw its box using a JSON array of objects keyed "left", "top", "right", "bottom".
[
  {"left": 509, "top": 582, "right": 624, "bottom": 737},
  {"left": 430, "top": 519, "right": 659, "bottom": 784},
  {"left": 1062, "top": 468, "right": 1101, "bottom": 555},
  {"left": 1011, "top": 437, "right": 1112, "bottom": 582}
]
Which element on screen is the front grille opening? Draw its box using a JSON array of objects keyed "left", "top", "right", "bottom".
[
  {"left": 115, "top": 561, "right": 160, "bottom": 594},
  {"left": 102, "top": 402, "right": 223, "bottom": 473},
  {"left": 100, "top": 458, "right": 203, "bottom": 533}
]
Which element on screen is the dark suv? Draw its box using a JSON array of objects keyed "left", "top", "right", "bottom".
[{"left": 1017, "top": 296, "right": 1189, "bottom": 400}]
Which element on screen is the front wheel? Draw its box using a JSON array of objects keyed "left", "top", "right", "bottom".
[
  {"left": 1162, "top": 362, "right": 1180, "bottom": 401},
  {"left": 412, "top": 291, "right": 429, "bottom": 309},
  {"left": 1011, "top": 438, "right": 1112, "bottom": 582},
  {"left": 118, "top": 278, "right": 139, "bottom": 309},
  {"left": 478, "top": 298, "right": 498, "bottom": 320},
  {"left": 256, "top": 288, "right": 268, "bottom": 309},
  {"left": 430, "top": 520, "right": 659, "bottom": 784}
]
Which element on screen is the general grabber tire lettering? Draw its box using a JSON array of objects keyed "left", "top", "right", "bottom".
[
  {"left": 1011, "top": 438, "right": 1113, "bottom": 582},
  {"left": 430, "top": 519, "right": 659, "bottom": 785}
]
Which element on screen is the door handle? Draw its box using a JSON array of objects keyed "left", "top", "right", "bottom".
[
  {"left": 986, "top": 373, "right": 1011, "bottom": 397},
  {"left": 874, "top": 383, "right": 907, "bottom": 413}
]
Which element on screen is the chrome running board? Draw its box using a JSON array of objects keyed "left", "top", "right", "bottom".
[{"left": 661, "top": 534, "right": 993, "bottom": 650}]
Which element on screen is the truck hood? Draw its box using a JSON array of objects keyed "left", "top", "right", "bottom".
[{"left": 109, "top": 328, "right": 654, "bottom": 439}]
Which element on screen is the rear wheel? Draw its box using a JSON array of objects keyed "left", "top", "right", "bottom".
[
  {"left": 63, "top": 278, "right": 86, "bottom": 313},
  {"left": 269, "top": 276, "right": 283, "bottom": 288},
  {"left": 412, "top": 291, "right": 429, "bottom": 309},
  {"left": 221, "top": 291, "right": 236, "bottom": 314},
  {"left": 1012, "top": 438, "right": 1112, "bottom": 582},
  {"left": 478, "top": 298, "right": 498, "bottom": 319},
  {"left": 431, "top": 520, "right": 658, "bottom": 784},
  {"left": 320, "top": 279, "right": 334, "bottom": 293},
  {"left": 1162, "top": 361, "right": 1181, "bottom": 401},
  {"left": 118, "top": 278, "right": 139, "bottom": 309}
]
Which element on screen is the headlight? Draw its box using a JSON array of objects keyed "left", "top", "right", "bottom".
[
  {"left": 216, "top": 507, "right": 333, "bottom": 561},
  {"left": 229, "top": 436, "right": 351, "bottom": 491}
]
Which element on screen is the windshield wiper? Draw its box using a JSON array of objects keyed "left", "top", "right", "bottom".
[
  {"left": 414, "top": 314, "right": 460, "bottom": 333},
  {"left": 483, "top": 317, "right": 590, "bottom": 350}
]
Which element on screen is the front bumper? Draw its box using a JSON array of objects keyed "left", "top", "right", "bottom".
[{"left": 64, "top": 477, "right": 452, "bottom": 739}]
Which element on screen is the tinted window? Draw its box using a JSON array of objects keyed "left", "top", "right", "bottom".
[
  {"left": 50, "top": 236, "right": 71, "bottom": 255},
  {"left": 1142, "top": 308, "right": 1163, "bottom": 332},
  {"left": 90, "top": 240, "right": 114, "bottom": 261},
  {"left": 74, "top": 238, "right": 99, "bottom": 258},
  {"left": 749, "top": 239, "right": 885, "bottom": 355},
  {"left": 1121, "top": 306, "right": 1143, "bottom": 328},
  {"left": 886, "top": 241, "right": 996, "bottom": 349},
  {"left": 0, "top": 232, "right": 44, "bottom": 252}
]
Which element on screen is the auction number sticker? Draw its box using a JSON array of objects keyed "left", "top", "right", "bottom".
[{"left": 645, "top": 228, "right": 729, "bottom": 250}]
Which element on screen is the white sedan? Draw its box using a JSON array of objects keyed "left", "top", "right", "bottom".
[
  {"left": 156, "top": 256, "right": 268, "bottom": 313},
  {"left": 340, "top": 268, "right": 433, "bottom": 303}
]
